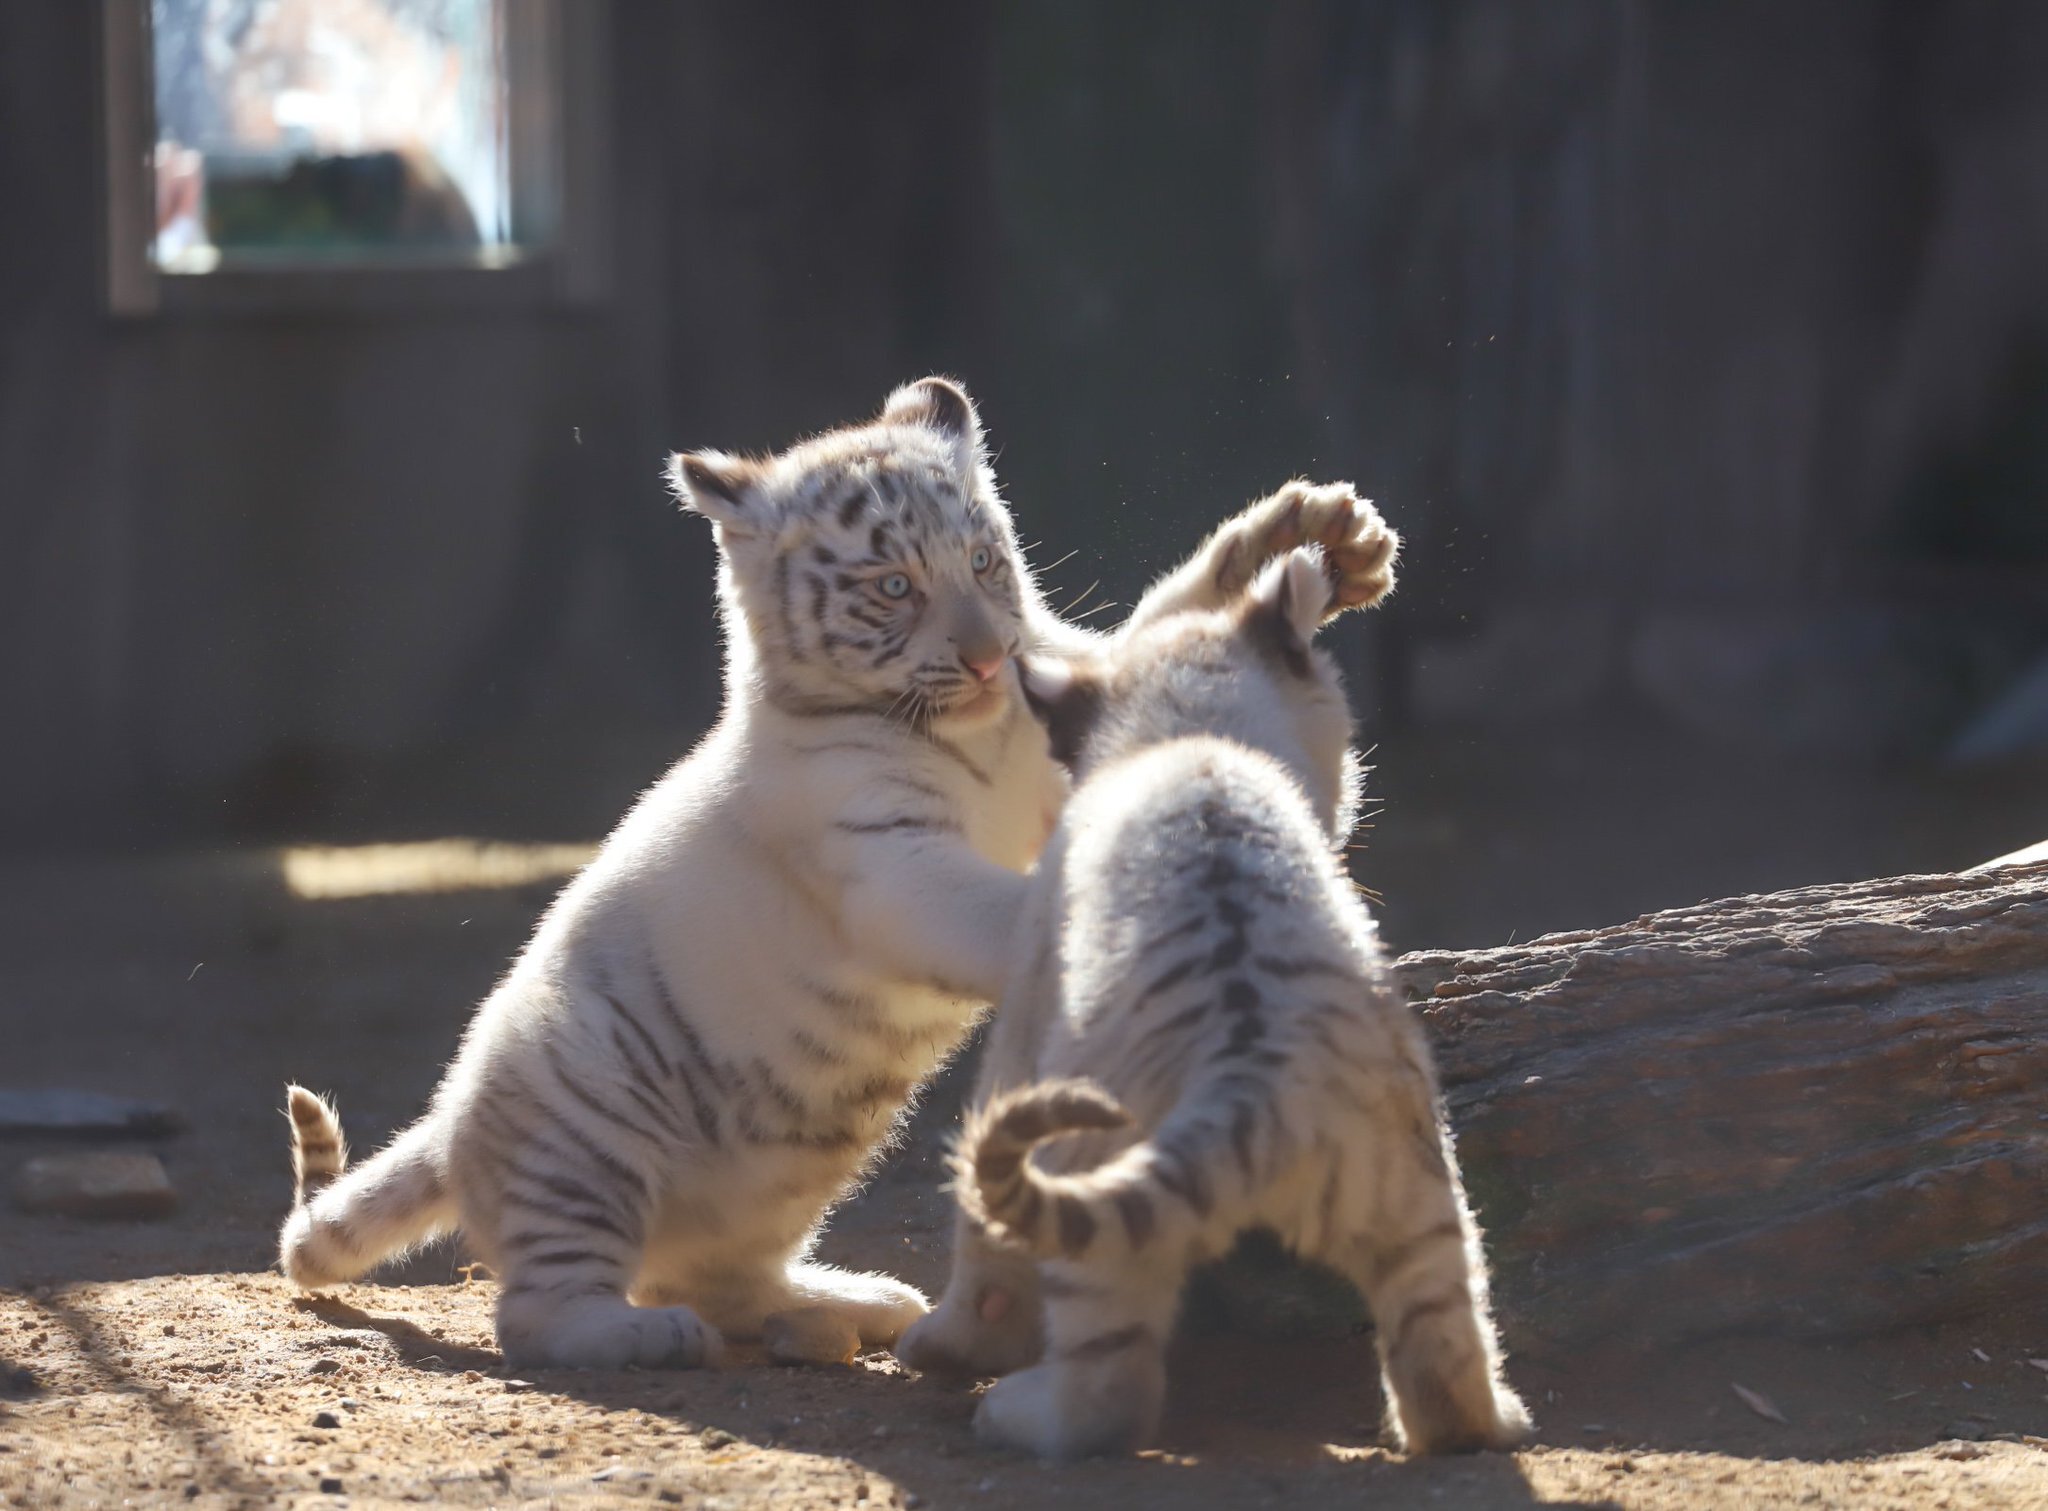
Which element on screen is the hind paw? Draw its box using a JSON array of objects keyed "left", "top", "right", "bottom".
[{"left": 498, "top": 1294, "right": 723, "bottom": 1371}]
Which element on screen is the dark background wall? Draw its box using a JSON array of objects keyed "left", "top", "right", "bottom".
[{"left": 3, "top": 1, "right": 2046, "bottom": 871}]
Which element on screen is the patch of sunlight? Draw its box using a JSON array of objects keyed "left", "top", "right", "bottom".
[{"left": 281, "top": 839, "right": 598, "bottom": 900}]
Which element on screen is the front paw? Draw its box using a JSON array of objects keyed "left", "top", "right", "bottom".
[
  {"left": 1248, "top": 480, "right": 1398, "bottom": 615},
  {"left": 1205, "top": 481, "right": 1398, "bottom": 617}
]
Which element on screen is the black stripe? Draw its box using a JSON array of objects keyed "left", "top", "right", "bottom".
[
  {"left": 544, "top": 1037, "right": 664, "bottom": 1148},
  {"left": 1253, "top": 954, "right": 1350, "bottom": 981},
  {"left": 601, "top": 991, "right": 674, "bottom": 1078},
  {"left": 643, "top": 953, "right": 732, "bottom": 1095},
  {"left": 1056, "top": 1195, "right": 1096, "bottom": 1256},
  {"left": 1135, "top": 956, "right": 1200, "bottom": 1009},
  {"left": 1151, "top": 1142, "right": 1214, "bottom": 1217},
  {"left": 500, "top": 1185, "right": 636, "bottom": 1245},
  {"left": 616, "top": 1068, "right": 692, "bottom": 1146},
  {"left": 545, "top": 1104, "right": 654, "bottom": 1203},
  {"left": 1385, "top": 1288, "right": 1470, "bottom": 1360},
  {"left": 835, "top": 815, "right": 959, "bottom": 836}
]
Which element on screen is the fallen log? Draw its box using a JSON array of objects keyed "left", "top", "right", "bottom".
[{"left": 1395, "top": 859, "right": 2048, "bottom": 1354}]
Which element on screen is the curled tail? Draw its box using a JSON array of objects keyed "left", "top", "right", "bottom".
[
  {"left": 279, "top": 1084, "right": 454, "bottom": 1289},
  {"left": 287, "top": 1085, "right": 348, "bottom": 1200},
  {"left": 960, "top": 1073, "right": 1283, "bottom": 1263}
]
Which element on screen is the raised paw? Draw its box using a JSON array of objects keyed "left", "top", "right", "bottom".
[
  {"left": 1266, "top": 480, "right": 1399, "bottom": 615},
  {"left": 1207, "top": 481, "right": 1398, "bottom": 620}
]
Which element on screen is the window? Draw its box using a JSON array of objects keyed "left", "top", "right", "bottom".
[{"left": 101, "top": 0, "right": 605, "bottom": 313}]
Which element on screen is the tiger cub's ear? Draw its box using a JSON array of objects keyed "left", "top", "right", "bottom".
[
  {"left": 1242, "top": 547, "right": 1334, "bottom": 678},
  {"left": 880, "top": 376, "right": 985, "bottom": 474},
  {"left": 1019, "top": 656, "right": 1106, "bottom": 772},
  {"left": 667, "top": 450, "right": 767, "bottom": 535}
]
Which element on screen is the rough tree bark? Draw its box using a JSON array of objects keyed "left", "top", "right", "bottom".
[{"left": 1390, "top": 859, "right": 2048, "bottom": 1355}]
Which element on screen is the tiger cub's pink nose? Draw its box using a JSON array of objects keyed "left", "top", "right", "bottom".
[{"left": 963, "top": 651, "right": 1006, "bottom": 684}]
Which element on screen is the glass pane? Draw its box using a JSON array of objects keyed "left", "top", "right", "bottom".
[{"left": 149, "top": 0, "right": 522, "bottom": 272}]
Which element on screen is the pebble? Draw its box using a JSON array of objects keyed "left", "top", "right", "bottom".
[
  {"left": 761, "top": 1306, "right": 861, "bottom": 1367},
  {"left": 0, "top": 1089, "right": 184, "bottom": 1140},
  {"left": 307, "top": 1358, "right": 342, "bottom": 1375},
  {"left": 319, "top": 1476, "right": 344, "bottom": 1494},
  {"left": 12, "top": 1151, "right": 177, "bottom": 1219},
  {"left": 311, "top": 1411, "right": 341, "bottom": 1429},
  {"left": 699, "top": 1428, "right": 736, "bottom": 1450}
]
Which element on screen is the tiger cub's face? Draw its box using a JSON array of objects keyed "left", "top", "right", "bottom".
[
  {"left": 1019, "top": 547, "right": 1361, "bottom": 839},
  {"left": 669, "top": 378, "right": 1031, "bottom": 734}
]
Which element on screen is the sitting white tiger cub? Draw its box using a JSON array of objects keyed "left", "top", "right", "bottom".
[
  {"left": 898, "top": 546, "right": 1531, "bottom": 1461},
  {"left": 276, "top": 376, "right": 1398, "bottom": 1372}
]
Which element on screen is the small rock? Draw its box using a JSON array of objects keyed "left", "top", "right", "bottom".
[
  {"left": 761, "top": 1306, "right": 861, "bottom": 1367},
  {"left": 311, "top": 1411, "right": 341, "bottom": 1429},
  {"left": 162, "top": 1324, "right": 176, "bottom": 1336},
  {"left": 1942, "top": 1420, "right": 1988, "bottom": 1442},
  {"left": 307, "top": 1358, "right": 342, "bottom": 1375},
  {"left": 904, "top": 1495, "right": 924, "bottom": 1510},
  {"left": 183, "top": 1486, "right": 199, "bottom": 1499},
  {"left": 699, "top": 1428, "right": 735, "bottom": 1450},
  {"left": 318, "top": 1476, "right": 343, "bottom": 1494},
  {"left": 12, "top": 1151, "right": 177, "bottom": 1219},
  {"left": 338, "top": 1398, "right": 364, "bottom": 1410},
  {"left": 0, "top": 1089, "right": 184, "bottom": 1140},
  {"left": 592, "top": 1466, "right": 650, "bottom": 1482}
]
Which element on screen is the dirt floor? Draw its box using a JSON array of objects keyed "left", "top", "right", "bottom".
[{"left": 4, "top": 724, "right": 2048, "bottom": 1508}]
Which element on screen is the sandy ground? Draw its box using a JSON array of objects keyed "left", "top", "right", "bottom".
[{"left": 5, "top": 727, "right": 2048, "bottom": 1508}]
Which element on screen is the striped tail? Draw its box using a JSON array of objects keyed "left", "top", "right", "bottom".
[
  {"left": 960, "top": 1073, "right": 1282, "bottom": 1263},
  {"left": 279, "top": 1083, "right": 454, "bottom": 1289},
  {"left": 287, "top": 1085, "right": 348, "bottom": 1201}
]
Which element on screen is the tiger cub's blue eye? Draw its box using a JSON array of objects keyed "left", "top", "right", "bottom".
[
  {"left": 970, "top": 545, "right": 994, "bottom": 574},
  {"left": 879, "top": 572, "right": 913, "bottom": 600}
]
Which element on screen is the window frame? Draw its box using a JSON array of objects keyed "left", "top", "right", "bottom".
[{"left": 98, "top": 0, "right": 609, "bottom": 317}]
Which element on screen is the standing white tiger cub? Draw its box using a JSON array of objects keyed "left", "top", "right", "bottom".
[
  {"left": 277, "top": 376, "right": 1398, "bottom": 1370},
  {"left": 897, "top": 546, "right": 1531, "bottom": 1461}
]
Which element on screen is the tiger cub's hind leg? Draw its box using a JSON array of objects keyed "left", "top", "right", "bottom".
[
  {"left": 487, "top": 1149, "right": 720, "bottom": 1370},
  {"left": 972, "top": 1259, "right": 1180, "bottom": 1461},
  {"left": 1323, "top": 1141, "right": 1530, "bottom": 1455}
]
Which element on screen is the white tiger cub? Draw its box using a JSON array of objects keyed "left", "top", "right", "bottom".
[
  {"left": 277, "top": 376, "right": 1399, "bottom": 1371},
  {"left": 898, "top": 547, "right": 1531, "bottom": 1460}
]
